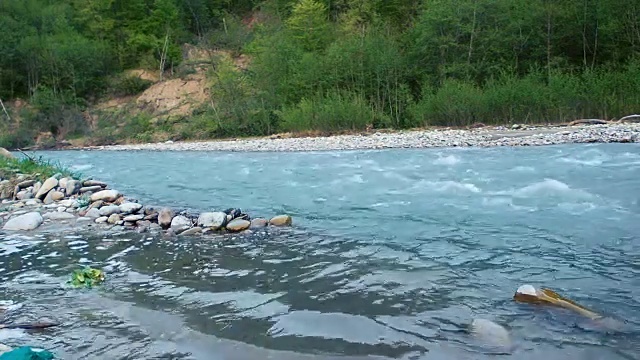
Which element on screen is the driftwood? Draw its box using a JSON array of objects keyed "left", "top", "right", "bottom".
[
  {"left": 15, "top": 148, "right": 36, "bottom": 162},
  {"left": 569, "top": 119, "right": 610, "bottom": 126},
  {"left": 619, "top": 114, "right": 640, "bottom": 123}
]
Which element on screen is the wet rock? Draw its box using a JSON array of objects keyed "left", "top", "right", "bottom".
[
  {"left": 2, "top": 212, "right": 44, "bottom": 231},
  {"left": 43, "top": 212, "right": 75, "bottom": 220},
  {"left": 85, "top": 208, "right": 101, "bottom": 218},
  {"left": 158, "top": 208, "right": 174, "bottom": 229},
  {"left": 250, "top": 218, "right": 268, "bottom": 229},
  {"left": 99, "top": 205, "right": 121, "bottom": 216},
  {"left": 66, "top": 180, "right": 81, "bottom": 196},
  {"left": 119, "top": 202, "right": 143, "bottom": 215},
  {"left": 269, "top": 215, "right": 292, "bottom": 227},
  {"left": 226, "top": 219, "right": 250, "bottom": 232},
  {"left": 90, "top": 190, "right": 121, "bottom": 202},
  {"left": 180, "top": 227, "right": 203, "bottom": 236},
  {"left": 107, "top": 213, "right": 121, "bottom": 224},
  {"left": 80, "top": 186, "right": 102, "bottom": 194},
  {"left": 224, "top": 208, "right": 243, "bottom": 219},
  {"left": 35, "top": 177, "right": 58, "bottom": 199},
  {"left": 170, "top": 215, "right": 191, "bottom": 233},
  {"left": 83, "top": 180, "right": 107, "bottom": 188},
  {"left": 123, "top": 214, "right": 144, "bottom": 222},
  {"left": 0, "top": 147, "right": 14, "bottom": 159},
  {"left": 197, "top": 212, "right": 227, "bottom": 230}
]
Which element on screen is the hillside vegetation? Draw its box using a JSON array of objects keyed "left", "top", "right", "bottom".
[{"left": 1, "top": 0, "right": 639, "bottom": 148}]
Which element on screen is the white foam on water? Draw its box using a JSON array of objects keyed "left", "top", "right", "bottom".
[
  {"left": 422, "top": 180, "right": 482, "bottom": 194},
  {"left": 510, "top": 166, "right": 536, "bottom": 172},
  {"left": 71, "top": 164, "right": 93, "bottom": 171},
  {"left": 433, "top": 154, "right": 461, "bottom": 166},
  {"left": 497, "top": 178, "right": 593, "bottom": 199},
  {"left": 557, "top": 202, "right": 598, "bottom": 214},
  {"left": 559, "top": 157, "right": 604, "bottom": 166}
]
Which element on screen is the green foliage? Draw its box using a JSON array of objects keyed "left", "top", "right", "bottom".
[
  {"left": 109, "top": 75, "right": 154, "bottom": 97},
  {"left": 68, "top": 267, "right": 105, "bottom": 288},
  {"left": 0, "top": 155, "right": 76, "bottom": 181},
  {"left": 285, "top": 0, "right": 332, "bottom": 51}
]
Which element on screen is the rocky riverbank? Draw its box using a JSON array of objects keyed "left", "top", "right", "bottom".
[
  {"left": 0, "top": 168, "right": 292, "bottom": 236},
  {"left": 86, "top": 121, "right": 640, "bottom": 152}
]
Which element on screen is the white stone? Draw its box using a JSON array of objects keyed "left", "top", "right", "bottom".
[
  {"left": 119, "top": 202, "right": 143, "bottom": 215},
  {"left": 516, "top": 284, "right": 537, "bottom": 296},
  {"left": 90, "top": 190, "right": 121, "bottom": 202},
  {"left": 95, "top": 216, "right": 108, "bottom": 224},
  {"left": 123, "top": 214, "right": 144, "bottom": 222},
  {"left": 197, "top": 212, "right": 227, "bottom": 229},
  {"left": 170, "top": 215, "right": 191, "bottom": 233},
  {"left": 2, "top": 212, "right": 44, "bottom": 231}
]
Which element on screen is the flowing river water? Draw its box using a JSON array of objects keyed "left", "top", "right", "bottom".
[{"left": 1, "top": 144, "right": 639, "bottom": 359}]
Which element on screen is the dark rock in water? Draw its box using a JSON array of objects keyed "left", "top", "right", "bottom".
[
  {"left": 224, "top": 208, "right": 243, "bottom": 219},
  {"left": 269, "top": 215, "right": 292, "bottom": 227},
  {"left": 226, "top": 219, "right": 250, "bottom": 232},
  {"left": 250, "top": 218, "right": 268, "bottom": 229}
]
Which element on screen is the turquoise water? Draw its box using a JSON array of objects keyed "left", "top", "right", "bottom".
[{"left": 0, "top": 144, "right": 639, "bottom": 359}]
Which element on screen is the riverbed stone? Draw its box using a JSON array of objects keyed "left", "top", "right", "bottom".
[
  {"left": 170, "top": 215, "right": 191, "bottom": 233},
  {"left": 226, "top": 219, "right": 250, "bottom": 232},
  {"left": 91, "top": 190, "right": 121, "bottom": 202},
  {"left": 83, "top": 180, "right": 107, "bottom": 188},
  {"left": 85, "top": 208, "right": 101, "bottom": 218},
  {"left": 144, "top": 213, "right": 158, "bottom": 221},
  {"left": 269, "top": 215, "right": 292, "bottom": 227},
  {"left": 107, "top": 213, "right": 121, "bottom": 224},
  {"left": 80, "top": 186, "right": 102, "bottom": 194},
  {"left": 250, "top": 218, "right": 268, "bottom": 229},
  {"left": 58, "top": 177, "right": 69, "bottom": 189},
  {"left": 43, "top": 212, "right": 75, "bottom": 220},
  {"left": 59, "top": 199, "right": 77, "bottom": 208},
  {"left": 35, "top": 177, "right": 58, "bottom": 200},
  {"left": 33, "top": 181, "right": 42, "bottom": 194},
  {"left": 180, "top": 227, "right": 203, "bottom": 236},
  {"left": 50, "top": 191, "right": 64, "bottom": 201},
  {"left": 119, "top": 202, "right": 143, "bottom": 215},
  {"left": 123, "top": 214, "right": 144, "bottom": 222},
  {"left": 17, "top": 179, "right": 35, "bottom": 189},
  {"left": 16, "top": 190, "right": 33, "bottom": 200},
  {"left": 99, "top": 205, "right": 121, "bottom": 216},
  {"left": 76, "top": 217, "right": 92, "bottom": 223},
  {"left": 197, "top": 212, "right": 227, "bottom": 230},
  {"left": 66, "top": 180, "right": 81, "bottom": 195},
  {"left": 2, "top": 212, "right": 44, "bottom": 231},
  {"left": 25, "top": 199, "right": 40, "bottom": 206},
  {"left": 42, "top": 191, "right": 55, "bottom": 205},
  {"left": 158, "top": 208, "right": 174, "bottom": 228}
]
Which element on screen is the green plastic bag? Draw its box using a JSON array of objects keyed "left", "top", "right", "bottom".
[{"left": 0, "top": 347, "right": 55, "bottom": 360}]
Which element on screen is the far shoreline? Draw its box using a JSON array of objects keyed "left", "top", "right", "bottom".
[{"left": 26, "top": 121, "right": 640, "bottom": 153}]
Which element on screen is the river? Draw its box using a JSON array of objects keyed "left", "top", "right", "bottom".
[{"left": 0, "top": 143, "right": 638, "bottom": 359}]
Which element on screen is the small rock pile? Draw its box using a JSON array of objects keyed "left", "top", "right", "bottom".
[{"left": 0, "top": 173, "right": 292, "bottom": 235}]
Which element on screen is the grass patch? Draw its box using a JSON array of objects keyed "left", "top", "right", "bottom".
[{"left": 0, "top": 154, "right": 78, "bottom": 181}]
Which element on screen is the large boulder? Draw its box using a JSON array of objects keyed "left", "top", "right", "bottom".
[
  {"left": 197, "top": 212, "right": 227, "bottom": 230},
  {"left": 35, "top": 177, "right": 58, "bottom": 200},
  {"left": 2, "top": 212, "right": 44, "bottom": 231},
  {"left": 66, "top": 180, "right": 81, "bottom": 196},
  {"left": 90, "top": 190, "right": 121, "bottom": 202}
]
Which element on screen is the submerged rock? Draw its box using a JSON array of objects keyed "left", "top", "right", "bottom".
[
  {"left": 269, "top": 215, "right": 292, "bottom": 227},
  {"left": 469, "top": 318, "right": 512, "bottom": 353},
  {"left": 2, "top": 212, "right": 44, "bottom": 231},
  {"left": 250, "top": 218, "right": 268, "bottom": 229},
  {"left": 226, "top": 219, "right": 250, "bottom": 232},
  {"left": 197, "top": 212, "right": 227, "bottom": 230}
]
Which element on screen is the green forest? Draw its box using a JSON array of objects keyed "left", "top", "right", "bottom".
[{"left": 1, "top": 0, "right": 639, "bottom": 148}]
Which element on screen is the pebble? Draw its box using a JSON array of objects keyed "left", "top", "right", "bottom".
[
  {"left": 92, "top": 123, "right": 640, "bottom": 152},
  {"left": 226, "top": 219, "right": 250, "bottom": 232}
]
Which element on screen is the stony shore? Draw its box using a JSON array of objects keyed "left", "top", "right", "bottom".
[
  {"left": 0, "top": 166, "right": 292, "bottom": 236},
  {"left": 87, "top": 122, "right": 640, "bottom": 152}
]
